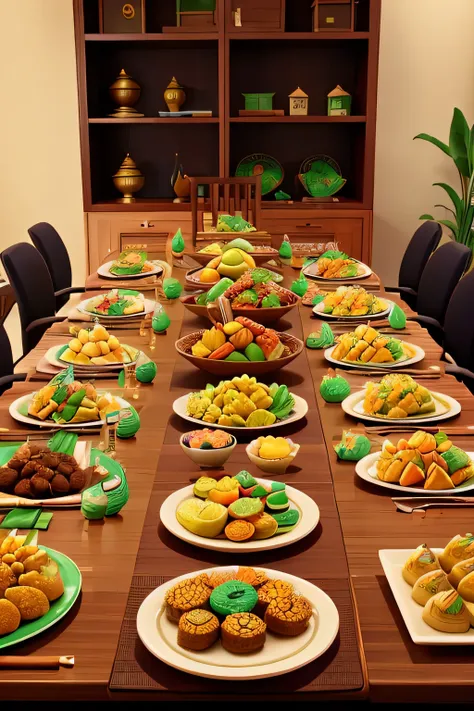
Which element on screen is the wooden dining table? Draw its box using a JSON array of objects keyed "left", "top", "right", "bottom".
[{"left": 1, "top": 250, "right": 473, "bottom": 701}]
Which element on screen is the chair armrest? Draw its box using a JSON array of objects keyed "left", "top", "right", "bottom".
[
  {"left": 409, "top": 314, "right": 442, "bottom": 329},
  {"left": 25, "top": 315, "right": 66, "bottom": 333},
  {"left": 55, "top": 286, "right": 86, "bottom": 297},
  {"left": 445, "top": 363, "right": 474, "bottom": 383},
  {"left": 385, "top": 286, "right": 417, "bottom": 296},
  {"left": 0, "top": 373, "right": 27, "bottom": 390}
]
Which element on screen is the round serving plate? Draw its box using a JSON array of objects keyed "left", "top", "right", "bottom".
[
  {"left": 303, "top": 259, "right": 372, "bottom": 282},
  {"left": 313, "top": 299, "right": 392, "bottom": 320},
  {"left": 324, "top": 342, "right": 425, "bottom": 370},
  {"left": 181, "top": 294, "right": 299, "bottom": 325},
  {"left": 97, "top": 260, "right": 162, "bottom": 280},
  {"left": 172, "top": 393, "right": 308, "bottom": 433},
  {"left": 137, "top": 565, "right": 339, "bottom": 680},
  {"left": 76, "top": 296, "right": 155, "bottom": 320},
  {"left": 175, "top": 330, "right": 304, "bottom": 376},
  {"left": 0, "top": 545, "right": 81, "bottom": 650},
  {"left": 341, "top": 389, "right": 462, "bottom": 425},
  {"left": 45, "top": 345, "right": 138, "bottom": 371},
  {"left": 235, "top": 153, "right": 284, "bottom": 196},
  {"left": 9, "top": 393, "right": 131, "bottom": 429},
  {"left": 356, "top": 450, "right": 474, "bottom": 496},
  {"left": 159, "top": 478, "right": 320, "bottom": 553}
]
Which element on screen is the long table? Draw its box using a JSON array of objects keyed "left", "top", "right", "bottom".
[{"left": 2, "top": 263, "right": 473, "bottom": 700}]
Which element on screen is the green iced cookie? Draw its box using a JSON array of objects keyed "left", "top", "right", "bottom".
[
  {"left": 235, "top": 471, "right": 257, "bottom": 489},
  {"left": 265, "top": 491, "right": 289, "bottom": 511},
  {"left": 210, "top": 581, "right": 258, "bottom": 616},
  {"left": 251, "top": 485, "right": 269, "bottom": 498},
  {"left": 270, "top": 481, "right": 286, "bottom": 493},
  {"left": 271, "top": 509, "right": 300, "bottom": 533}
]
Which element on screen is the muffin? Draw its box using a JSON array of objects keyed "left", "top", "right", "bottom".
[
  {"left": 264, "top": 594, "right": 313, "bottom": 636},
  {"left": 221, "top": 612, "right": 266, "bottom": 654},
  {"left": 256, "top": 578, "right": 294, "bottom": 616},
  {"left": 165, "top": 574, "right": 212, "bottom": 623},
  {"left": 210, "top": 581, "right": 258, "bottom": 617},
  {"left": 177, "top": 608, "right": 220, "bottom": 651}
]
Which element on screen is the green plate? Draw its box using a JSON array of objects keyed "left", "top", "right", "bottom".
[
  {"left": 0, "top": 545, "right": 81, "bottom": 650},
  {"left": 298, "top": 155, "right": 346, "bottom": 198},
  {"left": 235, "top": 153, "right": 284, "bottom": 196}
]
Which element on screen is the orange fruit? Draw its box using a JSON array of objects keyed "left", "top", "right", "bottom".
[{"left": 200, "top": 268, "right": 220, "bottom": 283}]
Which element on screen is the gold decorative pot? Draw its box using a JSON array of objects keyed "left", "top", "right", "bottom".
[
  {"left": 112, "top": 154, "right": 145, "bottom": 203},
  {"left": 164, "top": 77, "right": 186, "bottom": 113},
  {"left": 109, "top": 69, "right": 144, "bottom": 118}
]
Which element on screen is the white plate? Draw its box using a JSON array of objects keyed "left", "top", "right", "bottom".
[
  {"left": 160, "top": 478, "right": 320, "bottom": 553},
  {"left": 379, "top": 548, "right": 474, "bottom": 645},
  {"left": 76, "top": 296, "right": 155, "bottom": 320},
  {"left": 356, "top": 450, "right": 474, "bottom": 495},
  {"left": 137, "top": 566, "right": 339, "bottom": 679},
  {"left": 303, "top": 259, "right": 372, "bottom": 281},
  {"left": 9, "top": 393, "right": 131, "bottom": 429},
  {"left": 341, "top": 390, "right": 461, "bottom": 425},
  {"left": 324, "top": 342, "right": 425, "bottom": 370},
  {"left": 45, "top": 345, "right": 138, "bottom": 371},
  {"left": 97, "top": 260, "right": 162, "bottom": 280},
  {"left": 172, "top": 393, "right": 308, "bottom": 432},
  {"left": 313, "top": 299, "right": 392, "bottom": 320}
]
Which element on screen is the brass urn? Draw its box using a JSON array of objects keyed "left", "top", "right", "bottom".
[
  {"left": 164, "top": 76, "right": 186, "bottom": 113},
  {"left": 112, "top": 153, "right": 145, "bottom": 203},
  {"left": 109, "top": 69, "right": 144, "bottom": 118}
]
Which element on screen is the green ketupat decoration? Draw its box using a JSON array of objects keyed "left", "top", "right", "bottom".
[
  {"left": 152, "top": 304, "right": 171, "bottom": 332},
  {"left": 306, "top": 323, "right": 334, "bottom": 349},
  {"left": 320, "top": 371, "right": 351, "bottom": 403},
  {"left": 334, "top": 431, "right": 371, "bottom": 461},
  {"left": 388, "top": 303, "right": 407, "bottom": 329},
  {"left": 171, "top": 227, "right": 185, "bottom": 254},
  {"left": 81, "top": 486, "right": 108, "bottom": 521},
  {"left": 117, "top": 405, "right": 141, "bottom": 439},
  {"left": 279, "top": 238, "right": 292, "bottom": 260},
  {"left": 290, "top": 272, "right": 308, "bottom": 297},
  {"left": 163, "top": 277, "right": 182, "bottom": 299},
  {"left": 136, "top": 361, "right": 157, "bottom": 383}
]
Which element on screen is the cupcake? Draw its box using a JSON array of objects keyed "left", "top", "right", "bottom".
[
  {"left": 210, "top": 580, "right": 258, "bottom": 617},
  {"left": 265, "top": 594, "right": 313, "bottom": 636},
  {"left": 256, "top": 578, "right": 293, "bottom": 616},
  {"left": 221, "top": 612, "right": 266, "bottom": 654},
  {"left": 177, "top": 608, "right": 220, "bottom": 651},
  {"left": 165, "top": 574, "right": 212, "bottom": 623}
]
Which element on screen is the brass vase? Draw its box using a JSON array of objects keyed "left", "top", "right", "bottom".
[
  {"left": 109, "top": 69, "right": 144, "bottom": 118},
  {"left": 164, "top": 77, "right": 186, "bottom": 112},
  {"left": 171, "top": 153, "right": 190, "bottom": 203},
  {"left": 112, "top": 154, "right": 145, "bottom": 203}
]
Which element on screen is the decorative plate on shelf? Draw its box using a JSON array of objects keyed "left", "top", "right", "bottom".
[
  {"left": 298, "top": 155, "right": 346, "bottom": 198},
  {"left": 235, "top": 153, "right": 284, "bottom": 196}
]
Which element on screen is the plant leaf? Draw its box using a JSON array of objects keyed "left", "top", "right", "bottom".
[
  {"left": 433, "top": 182, "right": 463, "bottom": 221},
  {"left": 413, "top": 133, "right": 450, "bottom": 157},
  {"left": 437, "top": 219, "right": 459, "bottom": 238},
  {"left": 434, "top": 205, "right": 456, "bottom": 218},
  {"left": 419, "top": 214, "right": 435, "bottom": 220},
  {"left": 449, "top": 108, "right": 470, "bottom": 177}
]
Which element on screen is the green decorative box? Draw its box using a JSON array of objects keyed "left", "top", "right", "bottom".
[{"left": 242, "top": 93, "right": 275, "bottom": 111}]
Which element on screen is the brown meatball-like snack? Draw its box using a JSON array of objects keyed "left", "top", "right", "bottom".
[
  {"left": 57, "top": 462, "right": 74, "bottom": 477},
  {"left": 40, "top": 453, "right": 60, "bottom": 469},
  {"left": 0, "top": 468, "right": 19, "bottom": 492},
  {"left": 20, "top": 460, "right": 40, "bottom": 479},
  {"left": 35, "top": 466, "right": 55, "bottom": 482},
  {"left": 7, "top": 457, "right": 27, "bottom": 473},
  {"left": 30, "top": 475, "right": 51, "bottom": 498},
  {"left": 69, "top": 470, "right": 86, "bottom": 493},
  {"left": 14, "top": 479, "right": 33, "bottom": 499},
  {"left": 50, "top": 474, "right": 70, "bottom": 495}
]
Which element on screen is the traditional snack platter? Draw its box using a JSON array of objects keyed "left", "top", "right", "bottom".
[
  {"left": 313, "top": 287, "right": 390, "bottom": 319},
  {"left": 380, "top": 535, "right": 474, "bottom": 644},
  {"left": 137, "top": 565, "right": 339, "bottom": 679},
  {"left": 356, "top": 430, "right": 474, "bottom": 494},
  {"left": 342, "top": 374, "right": 461, "bottom": 424},
  {"left": 0, "top": 532, "right": 81, "bottom": 649},
  {"left": 176, "top": 318, "right": 304, "bottom": 375},
  {"left": 193, "top": 238, "right": 278, "bottom": 266},
  {"left": 186, "top": 266, "right": 284, "bottom": 291},
  {"left": 324, "top": 325, "right": 424, "bottom": 369},
  {"left": 45, "top": 324, "right": 139, "bottom": 370},
  {"left": 173, "top": 376, "right": 308, "bottom": 431},
  {"left": 76, "top": 289, "right": 155, "bottom": 319},
  {"left": 246, "top": 436, "right": 300, "bottom": 475},
  {"left": 98, "top": 249, "right": 162, "bottom": 279},
  {"left": 303, "top": 251, "right": 372, "bottom": 281},
  {"left": 180, "top": 429, "right": 237, "bottom": 468},
  {"left": 160, "top": 472, "right": 319, "bottom": 552}
]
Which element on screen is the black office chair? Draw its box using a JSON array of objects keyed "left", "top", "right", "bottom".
[
  {"left": 409, "top": 241, "right": 472, "bottom": 344},
  {"left": 441, "top": 270, "right": 474, "bottom": 392},
  {"left": 0, "top": 326, "right": 27, "bottom": 395},
  {"left": 1, "top": 243, "right": 66, "bottom": 356},
  {"left": 28, "top": 222, "right": 85, "bottom": 311},
  {"left": 386, "top": 221, "right": 442, "bottom": 309}
]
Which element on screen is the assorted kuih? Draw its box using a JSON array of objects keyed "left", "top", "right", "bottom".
[
  {"left": 109, "top": 249, "right": 152, "bottom": 276},
  {"left": 194, "top": 268, "right": 285, "bottom": 307},
  {"left": 221, "top": 273, "right": 297, "bottom": 311},
  {"left": 0, "top": 532, "right": 65, "bottom": 636},
  {"left": 246, "top": 436, "right": 300, "bottom": 475},
  {"left": 198, "top": 238, "right": 276, "bottom": 257},
  {"left": 176, "top": 471, "right": 300, "bottom": 542},
  {"left": 312, "top": 251, "right": 365, "bottom": 279},
  {"left": 182, "top": 429, "right": 234, "bottom": 451},
  {"left": 319, "top": 371, "right": 351, "bottom": 403},
  {"left": 199, "top": 248, "right": 256, "bottom": 284},
  {"left": 186, "top": 377, "right": 295, "bottom": 428},
  {"left": 190, "top": 318, "right": 286, "bottom": 362},
  {"left": 306, "top": 323, "right": 335, "bottom": 349},
  {"left": 402, "top": 535, "right": 474, "bottom": 634},
  {"left": 335, "top": 431, "right": 371, "bottom": 461},
  {"left": 314, "top": 286, "right": 388, "bottom": 317},
  {"left": 331, "top": 325, "right": 416, "bottom": 365},
  {"left": 27, "top": 366, "right": 122, "bottom": 425},
  {"left": 83, "top": 289, "right": 145, "bottom": 317},
  {"left": 60, "top": 324, "right": 138, "bottom": 367},
  {"left": 363, "top": 374, "right": 436, "bottom": 418},
  {"left": 165, "top": 567, "right": 313, "bottom": 654},
  {"left": 375, "top": 431, "right": 474, "bottom": 490}
]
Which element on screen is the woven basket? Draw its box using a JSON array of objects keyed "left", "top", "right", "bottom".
[
  {"left": 181, "top": 292, "right": 300, "bottom": 325},
  {"left": 175, "top": 329, "right": 304, "bottom": 375}
]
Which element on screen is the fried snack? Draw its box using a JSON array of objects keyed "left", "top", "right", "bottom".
[
  {"left": 256, "top": 579, "right": 293, "bottom": 616},
  {"left": 225, "top": 520, "right": 255, "bottom": 542},
  {"left": 177, "top": 609, "right": 220, "bottom": 651},
  {"left": 221, "top": 612, "right": 266, "bottom": 653},
  {"left": 0, "top": 599, "right": 21, "bottom": 635},
  {"left": 439, "top": 534, "right": 474, "bottom": 573},
  {"left": 411, "top": 570, "right": 452, "bottom": 607},
  {"left": 264, "top": 594, "right": 313, "bottom": 636},
  {"left": 457, "top": 571, "right": 474, "bottom": 603},
  {"left": 19, "top": 563, "right": 64, "bottom": 602},
  {"left": 208, "top": 571, "right": 235, "bottom": 589},
  {"left": 422, "top": 590, "right": 470, "bottom": 634},
  {"left": 447, "top": 556, "right": 474, "bottom": 588},
  {"left": 5, "top": 586, "right": 50, "bottom": 621},
  {"left": 165, "top": 574, "right": 212, "bottom": 623},
  {"left": 402, "top": 544, "right": 440, "bottom": 586},
  {"left": 0, "top": 563, "right": 17, "bottom": 598}
]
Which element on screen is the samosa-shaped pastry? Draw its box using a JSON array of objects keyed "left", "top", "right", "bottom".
[
  {"left": 447, "top": 556, "right": 474, "bottom": 588},
  {"left": 412, "top": 569, "right": 452, "bottom": 606},
  {"left": 439, "top": 533, "right": 474, "bottom": 573},
  {"left": 402, "top": 543, "right": 440, "bottom": 586},
  {"left": 422, "top": 590, "right": 470, "bottom": 634},
  {"left": 457, "top": 571, "right": 474, "bottom": 603}
]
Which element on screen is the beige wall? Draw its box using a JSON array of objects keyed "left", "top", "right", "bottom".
[
  {"left": 373, "top": 0, "right": 474, "bottom": 283},
  {"left": 0, "top": 0, "right": 84, "bottom": 360}
]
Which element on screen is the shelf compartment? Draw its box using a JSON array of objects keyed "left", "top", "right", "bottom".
[
  {"left": 84, "top": 33, "right": 218, "bottom": 41},
  {"left": 88, "top": 117, "right": 219, "bottom": 124},
  {"left": 230, "top": 116, "right": 366, "bottom": 123},
  {"left": 227, "top": 31, "right": 370, "bottom": 40}
]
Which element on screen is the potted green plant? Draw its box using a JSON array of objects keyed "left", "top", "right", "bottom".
[{"left": 415, "top": 108, "right": 474, "bottom": 249}]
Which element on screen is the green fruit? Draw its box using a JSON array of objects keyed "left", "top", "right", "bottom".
[
  {"left": 222, "top": 248, "right": 244, "bottom": 266},
  {"left": 244, "top": 343, "right": 265, "bottom": 362},
  {"left": 206, "top": 277, "right": 233, "bottom": 302},
  {"left": 225, "top": 352, "right": 249, "bottom": 362},
  {"left": 163, "top": 278, "right": 182, "bottom": 299}
]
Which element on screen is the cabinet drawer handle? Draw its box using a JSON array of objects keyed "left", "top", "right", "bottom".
[
  {"left": 140, "top": 221, "right": 155, "bottom": 228},
  {"left": 295, "top": 224, "right": 322, "bottom": 229}
]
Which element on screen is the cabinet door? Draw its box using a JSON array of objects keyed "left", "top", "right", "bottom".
[{"left": 228, "top": 0, "right": 285, "bottom": 31}]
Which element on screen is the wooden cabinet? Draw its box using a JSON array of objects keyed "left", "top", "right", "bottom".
[
  {"left": 227, "top": 0, "right": 285, "bottom": 31},
  {"left": 261, "top": 209, "right": 372, "bottom": 263},
  {"left": 86, "top": 212, "right": 192, "bottom": 273}
]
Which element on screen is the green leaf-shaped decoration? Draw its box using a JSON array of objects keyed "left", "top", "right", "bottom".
[{"left": 299, "top": 160, "right": 346, "bottom": 197}]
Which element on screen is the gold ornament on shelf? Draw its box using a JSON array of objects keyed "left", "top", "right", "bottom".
[
  {"left": 164, "top": 76, "right": 186, "bottom": 112},
  {"left": 109, "top": 69, "right": 144, "bottom": 118},
  {"left": 112, "top": 153, "right": 145, "bottom": 203}
]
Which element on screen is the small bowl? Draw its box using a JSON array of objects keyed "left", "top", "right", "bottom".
[
  {"left": 180, "top": 432, "right": 237, "bottom": 468},
  {"left": 246, "top": 438, "right": 300, "bottom": 475}
]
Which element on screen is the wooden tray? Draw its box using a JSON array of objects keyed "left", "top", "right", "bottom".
[
  {"left": 181, "top": 293, "right": 299, "bottom": 325},
  {"left": 175, "top": 329, "right": 304, "bottom": 375}
]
